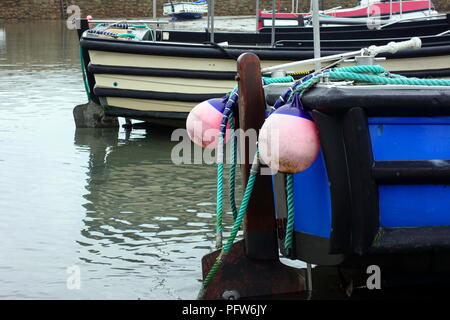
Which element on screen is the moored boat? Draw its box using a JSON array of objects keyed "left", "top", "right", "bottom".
[
  {"left": 258, "top": 0, "right": 439, "bottom": 28},
  {"left": 163, "top": 0, "right": 208, "bottom": 21},
  {"left": 78, "top": 17, "right": 450, "bottom": 126}
]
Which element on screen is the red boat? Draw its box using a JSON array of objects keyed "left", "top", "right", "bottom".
[{"left": 258, "top": 0, "right": 437, "bottom": 29}]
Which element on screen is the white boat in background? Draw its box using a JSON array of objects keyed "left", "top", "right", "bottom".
[{"left": 163, "top": 0, "right": 208, "bottom": 20}]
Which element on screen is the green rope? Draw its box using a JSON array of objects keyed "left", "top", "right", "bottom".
[
  {"left": 198, "top": 151, "right": 260, "bottom": 300},
  {"left": 287, "top": 65, "right": 450, "bottom": 100},
  {"left": 334, "top": 65, "right": 386, "bottom": 74},
  {"left": 263, "top": 76, "right": 295, "bottom": 85},
  {"left": 116, "top": 33, "right": 137, "bottom": 38},
  {"left": 228, "top": 112, "right": 238, "bottom": 221},
  {"left": 130, "top": 24, "right": 147, "bottom": 28},
  {"left": 284, "top": 174, "right": 295, "bottom": 252},
  {"left": 144, "top": 26, "right": 155, "bottom": 41},
  {"left": 79, "top": 46, "right": 91, "bottom": 101},
  {"left": 328, "top": 71, "right": 450, "bottom": 86},
  {"left": 215, "top": 136, "right": 225, "bottom": 249}
]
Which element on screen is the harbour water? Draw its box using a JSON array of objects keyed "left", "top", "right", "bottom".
[{"left": 0, "top": 20, "right": 242, "bottom": 300}]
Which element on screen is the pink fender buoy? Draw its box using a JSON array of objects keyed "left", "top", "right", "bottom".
[
  {"left": 86, "top": 15, "right": 94, "bottom": 29},
  {"left": 186, "top": 98, "right": 231, "bottom": 149},
  {"left": 259, "top": 94, "right": 320, "bottom": 174}
]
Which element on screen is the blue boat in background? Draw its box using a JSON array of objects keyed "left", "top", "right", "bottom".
[{"left": 163, "top": 0, "right": 208, "bottom": 21}]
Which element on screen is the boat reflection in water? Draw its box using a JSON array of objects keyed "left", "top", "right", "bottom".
[
  {"left": 0, "top": 27, "right": 6, "bottom": 54},
  {"left": 73, "top": 127, "right": 237, "bottom": 299}
]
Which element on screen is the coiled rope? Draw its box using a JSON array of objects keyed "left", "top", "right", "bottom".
[{"left": 87, "top": 29, "right": 137, "bottom": 39}]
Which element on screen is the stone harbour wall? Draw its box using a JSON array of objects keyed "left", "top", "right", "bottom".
[{"left": 0, "top": 0, "right": 448, "bottom": 20}]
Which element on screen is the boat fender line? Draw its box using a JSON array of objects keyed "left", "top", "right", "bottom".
[
  {"left": 285, "top": 173, "right": 295, "bottom": 255},
  {"left": 215, "top": 78, "right": 295, "bottom": 246},
  {"left": 215, "top": 89, "right": 239, "bottom": 248},
  {"left": 198, "top": 150, "right": 260, "bottom": 300},
  {"left": 197, "top": 75, "right": 297, "bottom": 295},
  {"left": 203, "top": 41, "right": 238, "bottom": 60}
]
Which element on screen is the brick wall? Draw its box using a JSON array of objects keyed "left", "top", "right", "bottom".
[{"left": 0, "top": 0, "right": 448, "bottom": 20}]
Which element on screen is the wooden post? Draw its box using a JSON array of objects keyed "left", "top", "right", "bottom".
[
  {"left": 237, "top": 53, "right": 279, "bottom": 260},
  {"left": 199, "top": 52, "right": 304, "bottom": 299}
]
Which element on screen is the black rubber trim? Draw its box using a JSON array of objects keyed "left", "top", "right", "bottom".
[
  {"left": 395, "top": 68, "right": 450, "bottom": 78},
  {"left": 311, "top": 110, "right": 352, "bottom": 254},
  {"left": 105, "top": 106, "right": 189, "bottom": 120},
  {"left": 94, "top": 86, "right": 225, "bottom": 102},
  {"left": 372, "top": 160, "right": 450, "bottom": 184},
  {"left": 293, "top": 231, "right": 345, "bottom": 266},
  {"left": 80, "top": 36, "right": 450, "bottom": 60},
  {"left": 88, "top": 63, "right": 237, "bottom": 80},
  {"left": 343, "top": 108, "right": 379, "bottom": 255},
  {"left": 302, "top": 87, "right": 450, "bottom": 116},
  {"left": 272, "top": 173, "right": 289, "bottom": 249},
  {"left": 371, "top": 226, "right": 450, "bottom": 253}
]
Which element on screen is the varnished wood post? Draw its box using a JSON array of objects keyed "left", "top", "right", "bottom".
[
  {"left": 237, "top": 52, "right": 279, "bottom": 260},
  {"left": 199, "top": 53, "right": 304, "bottom": 300}
]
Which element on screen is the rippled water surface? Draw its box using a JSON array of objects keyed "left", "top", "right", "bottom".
[{"left": 0, "top": 20, "right": 240, "bottom": 299}]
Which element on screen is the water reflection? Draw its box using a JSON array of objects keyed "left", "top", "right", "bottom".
[
  {"left": 0, "top": 21, "right": 79, "bottom": 70},
  {"left": 73, "top": 127, "right": 238, "bottom": 299},
  {"left": 0, "top": 19, "right": 239, "bottom": 300},
  {"left": 0, "top": 27, "right": 5, "bottom": 54}
]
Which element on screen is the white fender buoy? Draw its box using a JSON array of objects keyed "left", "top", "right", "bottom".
[
  {"left": 259, "top": 94, "right": 320, "bottom": 173},
  {"left": 186, "top": 98, "right": 230, "bottom": 149}
]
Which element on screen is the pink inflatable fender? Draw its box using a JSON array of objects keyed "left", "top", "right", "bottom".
[
  {"left": 259, "top": 95, "right": 320, "bottom": 173},
  {"left": 186, "top": 98, "right": 231, "bottom": 149}
]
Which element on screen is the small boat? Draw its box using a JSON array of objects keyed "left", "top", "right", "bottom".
[
  {"left": 258, "top": 0, "right": 438, "bottom": 28},
  {"left": 163, "top": 0, "right": 208, "bottom": 21},
  {"left": 78, "top": 16, "right": 450, "bottom": 126}
]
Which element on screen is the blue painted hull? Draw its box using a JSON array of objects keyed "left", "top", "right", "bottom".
[{"left": 273, "top": 85, "right": 450, "bottom": 265}]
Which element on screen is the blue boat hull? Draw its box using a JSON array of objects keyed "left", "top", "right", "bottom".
[{"left": 273, "top": 86, "right": 450, "bottom": 266}]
